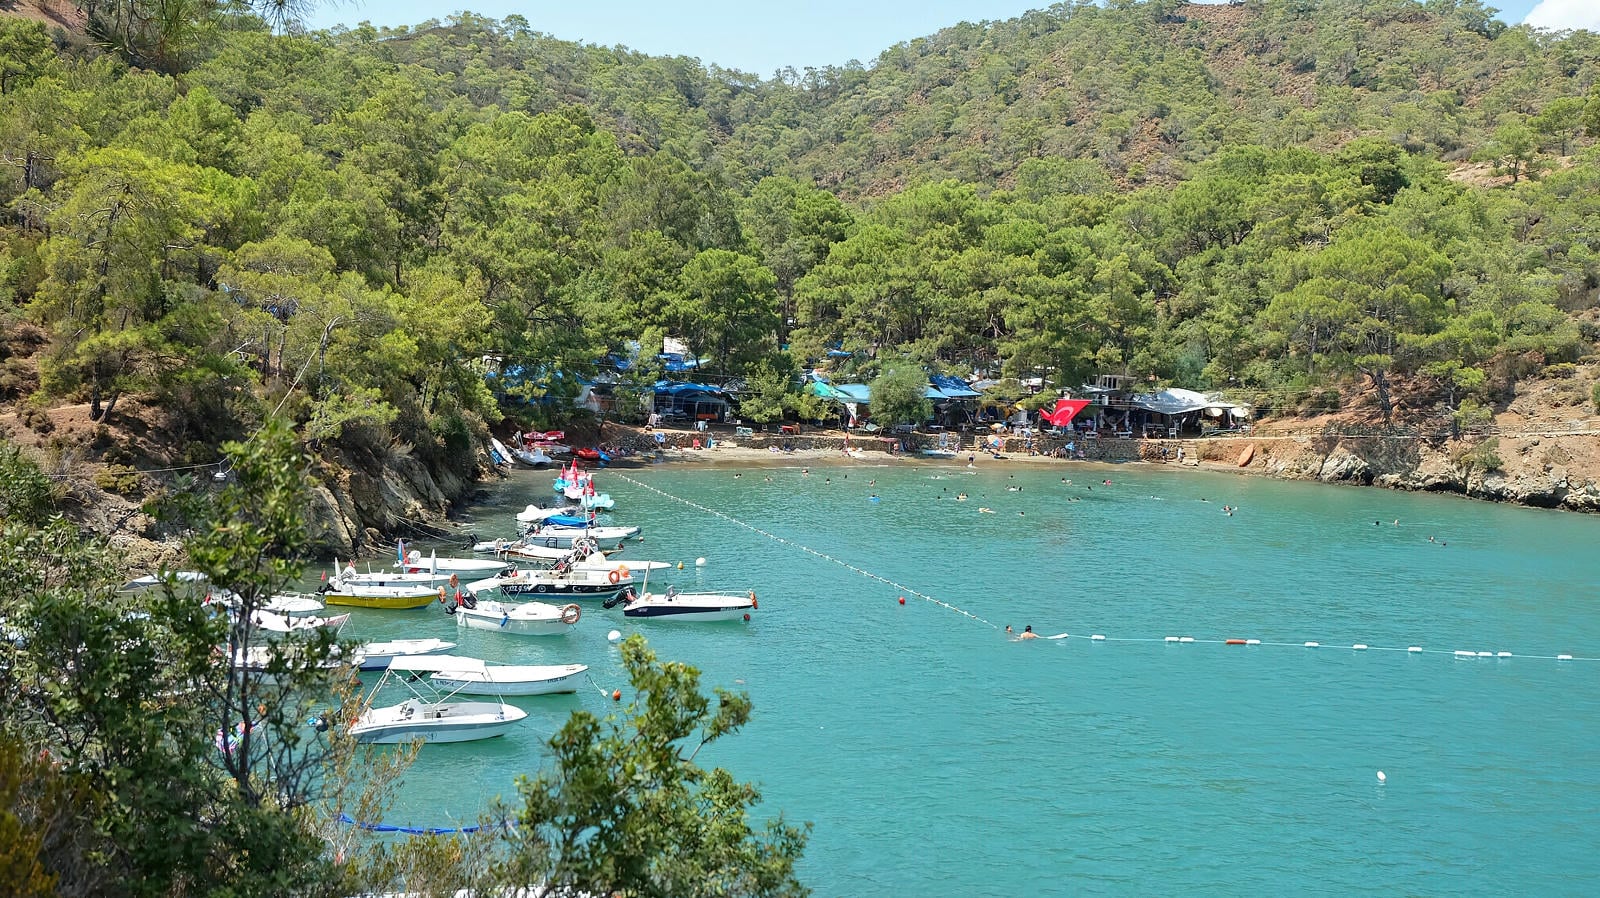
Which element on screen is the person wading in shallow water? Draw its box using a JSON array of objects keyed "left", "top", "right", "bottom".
[{"left": 1016, "top": 625, "right": 1039, "bottom": 640}]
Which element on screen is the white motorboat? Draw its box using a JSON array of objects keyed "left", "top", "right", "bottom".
[
  {"left": 204, "top": 591, "right": 326, "bottom": 616},
  {"left": 449, "top": 596, "right": 581, "bottom": 636},
  {"left": 521, "top": 524, "right": 640, "bottom": 549},
  {"left": 261, "top": 594, "right": 326, "bottom": 615},
  {"left": 250, "top": 609, "right": 350, "bottom": 635},
  {"left": 430, "top": 662, "right": 588, "bottom": 696},
  {"left": 501, "top": 540, "right": 621, "bottom": 563},
  {"left": 230, "top": 643, "right": 347, "bottom": 683},
  {"left": 467, "top": 566, "right": 632, "bottom": 600},
  {"left": 612, "top": 585, "right": 756, "bottom": 622},
  {"left": 349, "top": 656, "right": 527, "bottom": 745},
  {"left": 354, "top": 637, "right": 457, "bottom": 671},
  {"left": 119, "top": 570, "right": 208, "bottom": 593}
]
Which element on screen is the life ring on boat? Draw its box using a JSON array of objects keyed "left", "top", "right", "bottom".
[
  {"left": 608, "top": 569, "right": 621, "bottom": 585},
  {"left": 560, "top": 604, "right": 581, "bottom": 625}
]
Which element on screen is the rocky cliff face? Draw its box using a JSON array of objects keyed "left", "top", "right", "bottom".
[
  {"left": 302, "top": 444, "right": 492, "bottom": 557},
  {"left": 1197, "top": 430, "right": 1600, "bottom": 513}
]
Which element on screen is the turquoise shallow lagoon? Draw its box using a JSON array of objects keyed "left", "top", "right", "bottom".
[{"left": 333, "top": 459, "right": 1600, "bottom": 896}]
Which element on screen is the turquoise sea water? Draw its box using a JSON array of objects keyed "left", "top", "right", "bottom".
[{"left": 333, "top": 459, "right": 1600, "bottom": 896}]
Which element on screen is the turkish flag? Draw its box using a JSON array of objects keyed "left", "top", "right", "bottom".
[{"left": 1041, "top": 399, "right": 1091, "bottom": 427}]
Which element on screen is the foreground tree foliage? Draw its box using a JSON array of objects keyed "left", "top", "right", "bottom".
[
  {"left": 0, "top": 435, "right": 810, "bottom": 895},
  {"left": 492, "top": 634, "right": 810, "bottom": 898}
]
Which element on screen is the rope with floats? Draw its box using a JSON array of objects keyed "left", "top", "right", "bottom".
[{"left": 609, "top": 472, "right": 999, "bottom": 630}]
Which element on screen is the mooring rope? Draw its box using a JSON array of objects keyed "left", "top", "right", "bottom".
[{"left": 609, "top": 472, "right": 999, "bottom": 630}]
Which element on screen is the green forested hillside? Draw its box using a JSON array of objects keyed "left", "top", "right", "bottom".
[{"left": 1, "top": 0, "right": 1598, "bottom": 471}]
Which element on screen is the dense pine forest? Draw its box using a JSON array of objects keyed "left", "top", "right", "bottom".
[{"left": 1, "top": 0, "right": 1598, "bottom": 469}]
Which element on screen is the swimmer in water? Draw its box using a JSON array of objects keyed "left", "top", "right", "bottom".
[
  {"left": 979, "top": 507, "right": 995, "bottom": 514},
  {"left": 957, "top": 493, "right": 968, "bottom": 501},
  {"left": 1017, "top": 625, "right": 1039, "bottom": 640}
]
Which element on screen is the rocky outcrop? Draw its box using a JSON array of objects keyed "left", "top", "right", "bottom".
[
  {"left": 302, "top": 444, "right": 493, "bottom": 557},
  {"left": 1206, "top": 430, "right": 1600, "bottom": 513}
]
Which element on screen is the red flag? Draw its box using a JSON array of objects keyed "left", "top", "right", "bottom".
[{"left": 1041, "top": 399, "right": 1091, "bottom": 427}]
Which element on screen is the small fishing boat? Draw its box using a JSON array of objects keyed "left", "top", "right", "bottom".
[
  {"left": 609, "top": 585, "right": 756, "bottom": 622},
  {"left": 353, "top": 637, "right": 457, "bottom": 671},
  {"left": 468, "top": 565, "right": 632, "bottom": 600},
  {"left": 430, "top": 662, "right": 588, "bottom": 696},
  {"left": 349, "top": 656, "right": 527, "bottom": 744},
  {"left": 449, "top": 596, "right": 581, "bottom": 636}
]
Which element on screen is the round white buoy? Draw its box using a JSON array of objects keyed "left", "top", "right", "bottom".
[
  {"left": 607, "top": 630, "right": 622, "bottom": 643},
  {"left": 1377, "top": 770, "right": 1387, "bottom": 784},
  {"left": 695, "top": 557, "right": 707, "bottom": 567}
]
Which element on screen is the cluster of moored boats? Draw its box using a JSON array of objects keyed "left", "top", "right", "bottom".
[{"left": 133, "top": 465, "right": 761, "bottom": 746}]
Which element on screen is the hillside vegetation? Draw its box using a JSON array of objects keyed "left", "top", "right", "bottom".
[{"left": 0, "top": 0, "right": 1597, "bottom": 494}]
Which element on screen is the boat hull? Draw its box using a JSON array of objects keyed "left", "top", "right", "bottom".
[
  {"left": 430, "top": 664, "right": 588, "bottom": 696},
  {"left": 323, "top": 590, "right": 440, "bottom": 610},
  {"left": 622, "top": 594, "right": 754, "bottom": 622}
]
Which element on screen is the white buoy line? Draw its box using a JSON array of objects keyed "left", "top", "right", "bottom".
[
  {"left": 1042, "top": 632, "right": 1595, "bottom": 662},
  {"left": 609, "top": 472, "right": 1000, "bottom": 629}
]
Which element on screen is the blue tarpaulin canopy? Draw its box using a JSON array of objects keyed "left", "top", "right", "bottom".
[
  {"left": 653, "top": 380, "right": 723, "bottom": 397},
  {"left": 833, "top": 383, "right": 871, "bottom": 402},
  {"left": 658, "top": 353, "right": 702, "bottom": 372},
  {"left": 929, "top": 375, "right": 981, "bottom": 398}
]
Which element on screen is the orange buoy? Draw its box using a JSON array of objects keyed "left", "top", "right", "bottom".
[
  {"left": 1226, "top": 639, "right": 1247, "bottom": 645},
  {"left": 612, "top": 690, "right": 621, "bottom": 701}
]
